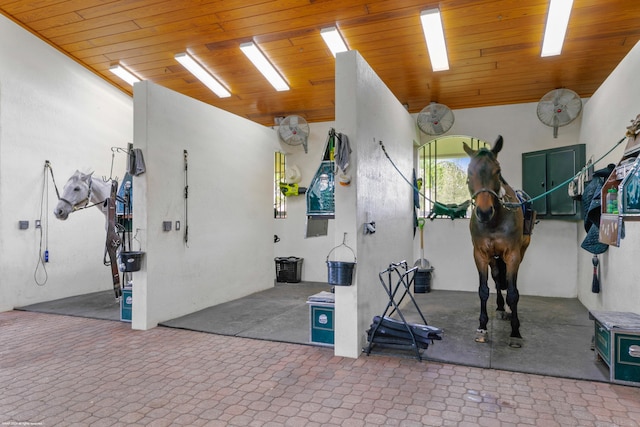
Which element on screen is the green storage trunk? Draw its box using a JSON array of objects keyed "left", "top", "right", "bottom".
[
  {"left": 120, "top": 288, "right": 132, "bottom": 322},
  {"left": 308, "top": 302, "right": 334, "bottom": 346},
  {"left": 591, "top": 311, "right": 640, "bottom": 387}
]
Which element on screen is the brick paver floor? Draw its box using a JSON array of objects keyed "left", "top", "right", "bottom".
[{"left": 1, "top": 310, "right": 639, "bottom": 426}]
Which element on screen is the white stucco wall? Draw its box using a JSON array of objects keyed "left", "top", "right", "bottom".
[
  {"left": 273, "top": 121, "right": 337, "bottom": 283},
  {"left": 577, "top": 40, "right": 640, "bottom": 314},
  {"left": 417, "top": 102, "right": 583, "bottom": 298},
  {"left": 132, "top": 81, "right": 278, "bottom": 329},
  {"left": 0, "top": 15, "right": 132, "bottom": 311},
  {"left": 3, "top": 9, "right": 637, "bottom": 333},
  {"left": 277, "top": 99, "right": 586, "bottom": 300},
  {"left": 333, "top": 51, "right": 417, "bottom": 357}
]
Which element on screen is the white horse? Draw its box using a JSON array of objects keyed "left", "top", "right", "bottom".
[
  {"left": 53, "top": 171, "right": 111, "bottom": 220},
  {"left": 54, "top": 170, "right": 123, "bottom": 299}
]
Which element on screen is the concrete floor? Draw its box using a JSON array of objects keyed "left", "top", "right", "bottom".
[{"left": 17, "top": 282, "right": 610, "bottom": 383}]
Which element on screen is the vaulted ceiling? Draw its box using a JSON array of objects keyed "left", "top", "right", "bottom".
[{"left": 1, "top": 0, "right": 639, "bottom": 126}]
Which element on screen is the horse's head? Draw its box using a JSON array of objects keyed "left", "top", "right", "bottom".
[
  {"left": 463, "top": 135, "right": 504, "bottom": 223},
  {"left": 54, "top": 171, "right": 94, "bottom": 220}
]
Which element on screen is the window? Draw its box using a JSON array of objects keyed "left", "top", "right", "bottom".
[
  {"left": 274, "top": 152, "right": 286, "bottom": 218},
  {"left": 417, "top": 135, "right": 488, "bottom": 218}
]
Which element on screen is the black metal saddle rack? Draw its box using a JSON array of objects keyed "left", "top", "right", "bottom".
[{"left": 364, "top": 261, "right": 443, "bottom": 361}]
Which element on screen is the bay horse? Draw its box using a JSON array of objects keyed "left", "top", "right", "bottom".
[
  {"left": 54, "top": 170, "right": 123, "bottom": 300},
  {"left": 463, "top": 136, "right": 531, "bottom": 348}
]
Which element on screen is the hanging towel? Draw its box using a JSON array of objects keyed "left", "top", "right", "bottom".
[
  {"left": 334, "top": 133, "right": 351, "bottom": 173},
  {"left": 128, "top": 148, "right": 146, "bottom": 176}
]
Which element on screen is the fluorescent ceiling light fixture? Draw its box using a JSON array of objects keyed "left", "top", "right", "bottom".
[
  {"left": 175, "top": 52, "right": 231, "bottom": 98},
  {"left": 109, "top": 64, "right": 140, "bottom": 86},
  {"left": 541, "top": 0, "right": 573, "bottom": 57},
  {"left": 420, "top": 8, "right": 449, "bottom": 72},
  {"left": 240, "top": 42, "right": 289, "bottom": 91},
  {"left": 320, "top": 26, "right": 348, "bottom": 58}
]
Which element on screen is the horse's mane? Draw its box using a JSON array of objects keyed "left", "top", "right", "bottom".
[
  {"left": 475, "top": 148, "right": 495, "bottom": 159},
  {"left": 473, "top": 148, "right": 508, "bottom": 185}
]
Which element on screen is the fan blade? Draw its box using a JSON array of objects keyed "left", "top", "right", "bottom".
[
  {"left": 555, "top": 110, "right": 572, "bottom": 125},
  {"left": 552, "top": 89, "right": 563, "bottom": 103},
  {"left": 432, "top": 122, "right": 444, "bottom": 134},
  {"left": 280, "top": 128, "right": 301, "bottom": 146},
  {"left": 539, "top": 100, "right": 555, "bottom": 110},
  {"left": 556, "top": 90, "right": 577, "bottom": 105},
  {"left": 430, "top": 105, "right": 442, "bottom": 121},
  {"left": 566, "top": 99, "right": 582, "bottom": 119},
  {"left": 280, "top": 126, "right": 294, "bottom": 140}
]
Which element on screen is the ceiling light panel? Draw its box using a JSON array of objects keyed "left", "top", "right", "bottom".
[
  {"left": 420, "top": 8, "right": 450, "bottom": 72},
  {"left": 541, "top": 0, "right": 574, "bottom": 57},
  {"left": 240, "top": 42, "right": 290, "bottom": 92},
  {"left": 175, "top": 52, "right": 231, "bottom": 98},
  {"left": 320, "top": 27, "right": 349, "bottom": 58},
  {"left": 109, "top": 64, "right": 140, "bottom": 86}
]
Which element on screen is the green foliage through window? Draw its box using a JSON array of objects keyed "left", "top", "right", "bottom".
[
  {"left": 274, "top": 152, "right": 286, "bottom": 219},
  {"left": 417, "top": 136, "right": 488, "bottom": 218}
]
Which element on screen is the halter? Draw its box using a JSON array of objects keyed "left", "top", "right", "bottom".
[
  {"left": 58, "top": 178, "right": 96, "bottom": 212},
  {"left": 470, "top": 184, "right": 521, "bottom": 211}
]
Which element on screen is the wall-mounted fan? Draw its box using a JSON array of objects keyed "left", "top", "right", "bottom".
[
  {"left": 417, "top": 102, "right": 455, "bottom": 135},
  {"left": 278, "top": 115, "right": 310, "bottom": 153},
  {"left": 537, "top": 88, "right": 582, "bottom": 138}
]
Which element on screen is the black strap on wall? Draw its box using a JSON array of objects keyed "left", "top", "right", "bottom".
[{"left": 184, "top": 149, "right": 189, "bottom": 246}]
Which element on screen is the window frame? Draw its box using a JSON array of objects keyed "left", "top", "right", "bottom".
[
  {"left": 274, "top": 151, "right": 287, "bottom": 219},
  {"left": 417, "top": 135, "right": 488, "bottom": 219}
]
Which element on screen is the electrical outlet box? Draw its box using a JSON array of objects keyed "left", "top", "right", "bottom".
[
  {"left": 19, "top": 220, "right": 29, "bottom": 230},
  {"left": 35, "top": 220, "right": 41, "bottom": 228},
  {"left": 162, "top": 221, "right": 172, "bottom": 231},
  {"left": 175, "top": 221, "right": 181, "bottom": 231}
]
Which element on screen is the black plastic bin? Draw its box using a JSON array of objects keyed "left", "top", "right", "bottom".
[
  {"left": 275, "top": 257, "right": 303, "bottom": 283},
  {"left": 414, "top": 268, "right": 433, "bottom": 293}
]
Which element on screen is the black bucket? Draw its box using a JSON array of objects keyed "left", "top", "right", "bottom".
[
  {"left": 326, "top": 234, "right": 357, "bottom": 286},
  {"left": 119, "top": 251, "right": 145, "bottom": 272},
  {"left": 327, "top": 261, "right": 356, "bottom": 286},
  {"left": 414, "top": 268, "right": 433, "bottom": 293}
]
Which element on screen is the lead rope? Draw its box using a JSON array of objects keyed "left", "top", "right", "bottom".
[
  {"left": 381, "top": 136, "right": 628, "bottom": 211},
  {"left": 34, "top": 161, "right": 53, "bottom": 286},
  {"left": 45, "top": 160, "right": 62, "bottom": 200},
  {"left": 379, "top": 140, "right": 460, "bottom": 209}
]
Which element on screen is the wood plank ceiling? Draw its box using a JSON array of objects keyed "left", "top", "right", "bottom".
[{"left": 1, "top": 0, "right": 639, "bottom": 127}]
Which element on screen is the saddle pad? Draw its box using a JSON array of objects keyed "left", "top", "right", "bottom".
[
  {"left": 371, "top": 316, "right": 443, "bottom": 340},
  {"left": 366, "top": 331, "right": 431, "bottom": 349}
]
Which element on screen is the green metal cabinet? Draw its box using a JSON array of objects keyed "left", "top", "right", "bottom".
[{"left": 522, "top": 144, "right": 586, "bottom": 220}]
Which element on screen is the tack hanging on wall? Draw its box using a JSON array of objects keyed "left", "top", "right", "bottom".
[{"left": 184, "top": 149, "right": 189, "bottom": 246}]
